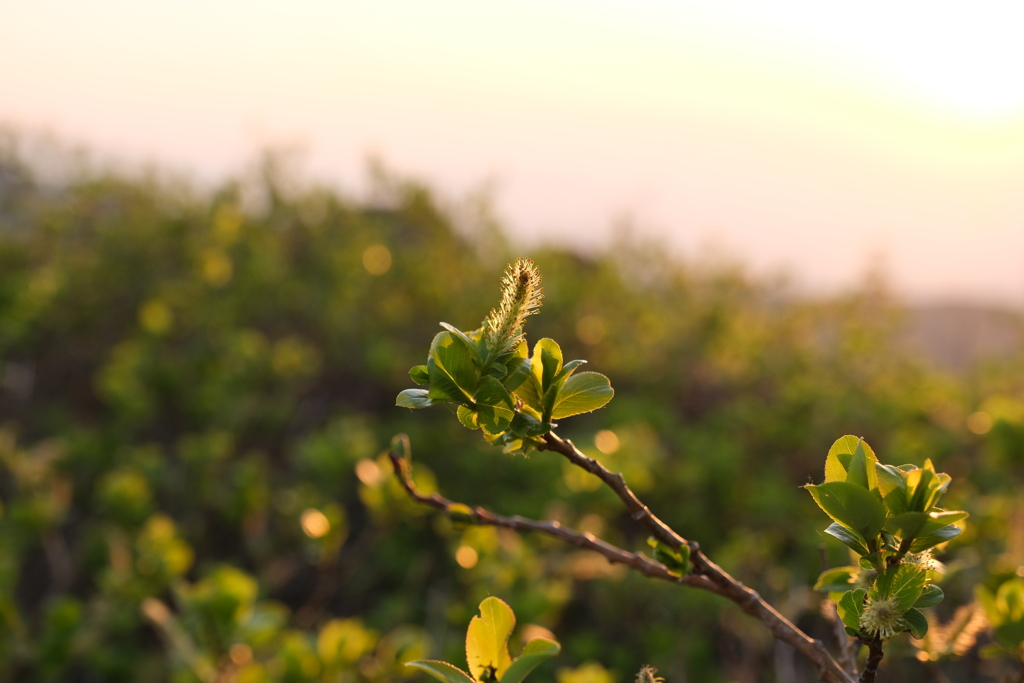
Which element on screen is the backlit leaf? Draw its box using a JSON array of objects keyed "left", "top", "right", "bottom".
[
  {"left": 466, "top": 597, "right": 515, "bottom": 682},
  {"left": 397, "top": 389, "right": 434, "bottom": 409},
  {"left": 474, "top": 377, "right": 514, "bottom": 434},
  {"left": 406, "top": 660, "right": 477, "bottom": 683},
  {"left": 550, "top": 372, "right": 614, "bottom": 420},
  {"left": 806, "top": 481, "right": 886, "bottom": 546},
  {"left": 500, "top": 639, "right": 561, "bottom": 683}
]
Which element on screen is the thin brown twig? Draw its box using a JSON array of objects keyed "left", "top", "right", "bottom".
[
  {"left": 538, "top": 431, "right": 855, "bottom": 683},
  {"left": 387, "top": 441, "right": 720, "bottom": 592},
  {"left": 820, "top": 546, "right": 858, "bottom": 675}
]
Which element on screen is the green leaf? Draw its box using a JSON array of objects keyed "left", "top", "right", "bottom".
[
  {"left": 550, "top": 372, "right": 614, "bottom": 420},
  {"left": 474, "top": 377, "right": 515, "bottom": 434},
  {"left": 903, "top": 608, "right": 929, "bottom": 639},
  {"left": 530, "top": 339, "right": 563, "bottom": 393},
  {"left": 487, "top": 362, "right": 508, "bottom": 380},
  {"left": 882, "top": 487, "right": 909, "bottom": 516},
  {"left": 917, "top": 510, "right": 969, "bottom": 536},
  {"left": 876, "top": 463, "right": 907, "bottom": 498},
  {"left": 906, "top": 464, "right": 937, "bottom": 512},
  {"left": 914, "top": 585, "right": 944, "bottom": 609},
  {"left": 884, "top": 511, "right": 929, "bottom": 539},
  {"left": 499, "top": 639, "right": 561, "bottom": 683},
  {"left": 410, "top": 365, "right": 430, "bottom": 385},
  {"left": 466, "top": 597, "right": 515, "bottom": 682},
  {"left": 647, "top": 537, "right": 690, "bottom": 575},
  {"left": 430, "top": 331, "right": 479, "bottom": 402},
  {"left": 825, "top": 436, "right": 874, "bottom": 483},
  {"left": 439, "top": 323, "right": 483, "bottom": 361},
  {"left": 503, "top": 358, "right": 532, "bottom": 392},
  {"left": 845, "top": 440, "right": 879, "bottom": 491},
  {"left": 909, "top": 525, "right": 962, "bottom": 553},
  {"left": 859, "top": 553, "right": 884, "bottom": 570},
  {"left": 875, "top": 563, "right": 927, "bottom": 611},
  {"left": 509, "top": 412, "right": 549, "bottom": 438},
  {"left": 814, "top": 566, "right": 858, "bottom": 593},
  {"left": 837, "top": 589, "right": 867, "bottom": 632},
  {"left": 552, "top": 359, "right": 586, "bottom": 383},
  {"left": 806, "top": 481, "right": 886, "bottom": 546},
  {"left": 458, "top": 405, "right": 480, "bottom": 430},
  {"left": 397, "top": 388, "right": 435, "bottom": 409},
  {"left": 823, "top": 523, "right": 870, "bottom": 556},
  {"left": 406, "top": 661, "right": 477, "bottom": 683}
]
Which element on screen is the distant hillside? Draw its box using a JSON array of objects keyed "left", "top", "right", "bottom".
[{"left": 902, "top": 304, "right": 1024, "bottom": 371}]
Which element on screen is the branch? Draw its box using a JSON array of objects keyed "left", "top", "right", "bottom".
[
  {"left": 857, "top": 637, "right": 884, "bottom": 683},
  {"left": 387, "top": 437, "right": 720, "bottom": 593},
  {"left": 820, "top": 547, "right": 858, "bottom": 675},
  {"left": 539, "top": 432, "right": 855, "bottom": 683}
]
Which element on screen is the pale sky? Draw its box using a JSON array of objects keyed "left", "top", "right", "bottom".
[{"left": 3, "top": 1, "right": 1024, "bottom": 304}]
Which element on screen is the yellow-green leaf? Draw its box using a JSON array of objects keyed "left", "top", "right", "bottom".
[
  {"left": 407, "top": 660, "right": 477, "bottom": 683},
  {"left": 550, "top": 372, "right": 614, "bottom": 420},
  {"left": 500, "top": 639, "right": 561, "bottom": 683},
  {"left": 466, "top": 597, "right": 515, "bottom": 682}
]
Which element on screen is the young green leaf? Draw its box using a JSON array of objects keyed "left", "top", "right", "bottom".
[
  {"left": 406, "top": 660, "right": 477, "bottom": 683},
  {"left": 439, "top": 323, "right": 484, "bottom": 361},
  {"left": 837, "top": 589, "right": 867, "bottom": 632},
  {"left": 647, "top": 537, "right": 690, "bottom": 575},
  {"left": 875, "top": 563, "right": 927, "bottom": 612},
  {"left": 552, "top": 359, "right": 586, "bottom": 383},
  {"left": 845, "top": 440, "right": 879, "bottom": 492},
  {"left": 814, "top": 566, "right": 858, "bottom": 593},
  {"left": 503, "top": 357, "right": 532, "bottom": 392},
  {"left": 499, "top": 639, "right": 561, "bottom": 683},
  {"left": 902, "top": 608, "right": 929, "bottom": 639},
  {"left": 466, "top": 597, "right": 515, "bottom": 682},
  {"left": 823, "top": 522, "right": 870, "bottom": 556},
  {"left": 410, "top": 365, "right": 430, "bottom": 385},
  {"left": 875, "top": 463, "right": 907, "bottom": 498},
  {"left": 509, "top": 412, "right": 549, "bottom": 438},
  {"left": 474, "top": 377, "right": 515, "bottom": 434},
  {"left": 550, "top": 372, "right": 614, "bottom": 420},
  {"left": 397, "top": 388, "right": 436, "bottom": 409},
  {"left": 530, "top": 339, "right": 563, "bottom": 393},
  {"left": 914, "top": 585, "right": 944, "bottom": 609},
  {"left": 825, "top": 436, "right": 875, "bottom": 483},
  {"left": 909, "top": 525, "right": 962, "bottom": 553},
  {"left": 806, "top": 481, "right": 886, "bottom": 546},
  {"left": 429, "top": 331, "right": 479, "bottom": 402},
  {"left": 458, "top": 405, "right": 480, "bottom": 430},
  {"left": 884, "top": 511, "right": 930, "bottom": 539},
  {"left": 917, "top": 511, "right": 969, "bottom": 537}
]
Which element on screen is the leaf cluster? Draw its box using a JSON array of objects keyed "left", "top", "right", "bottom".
[
  {"left": 407, "top": 597, "right": 560, "bottom": 683},
  {"left": 808, "top": 436, "right": 967, "bottom": 641},
  {"left": 397, "top": 259, "right": 614, "bottom": 454}
]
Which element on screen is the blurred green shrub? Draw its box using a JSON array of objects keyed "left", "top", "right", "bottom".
[{"left": 1, "top": 131, "right": 1023, "bottom": 680}]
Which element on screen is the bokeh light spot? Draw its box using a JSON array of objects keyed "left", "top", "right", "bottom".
[
  {"left": 967, "top": 411, "right": 993, "bottom": 435},
  {"left": 200, "top": 248, "right": 233, "bottom": 287},
  {"left": 363, "top": 245, "right": 392, "bottom": 275},
  {"left": 138, "top": 300, "right": 173, "bottom": 334},
  {"left": 576, "top": 315, "right": 606, "bottom": 345},
  {"left": 229, "top": 643, "right": 253, "bottom": 666},
  {"left": 455, "top": 545, "right": 478, "bottom": 569},
  {"left": 355, "top": 459, "right": 384, "bottom": 487},
  {"left": 594, "top": 429, "right": 620, "bottom": 454},
  {"left": 301, "top": 508, "right": 330, "bottom": 538}
]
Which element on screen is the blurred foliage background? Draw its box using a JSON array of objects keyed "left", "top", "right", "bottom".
[{"left": 1, "top": 130, "right": 1024, "bottom": 682}]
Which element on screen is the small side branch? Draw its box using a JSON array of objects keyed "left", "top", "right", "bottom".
[
  {"left": 387, "top": 439, "right": 720, "bottom": 592},
  {"left": 539, "top": 432, "right": 855, "bottom": 683},
  {"left": 857, "top": 638, "right": 884, "bottom": 683}
]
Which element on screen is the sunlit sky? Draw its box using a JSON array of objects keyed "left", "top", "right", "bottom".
[{"left": 3, "top": 1, "right": 1024, "bottom": 303}]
